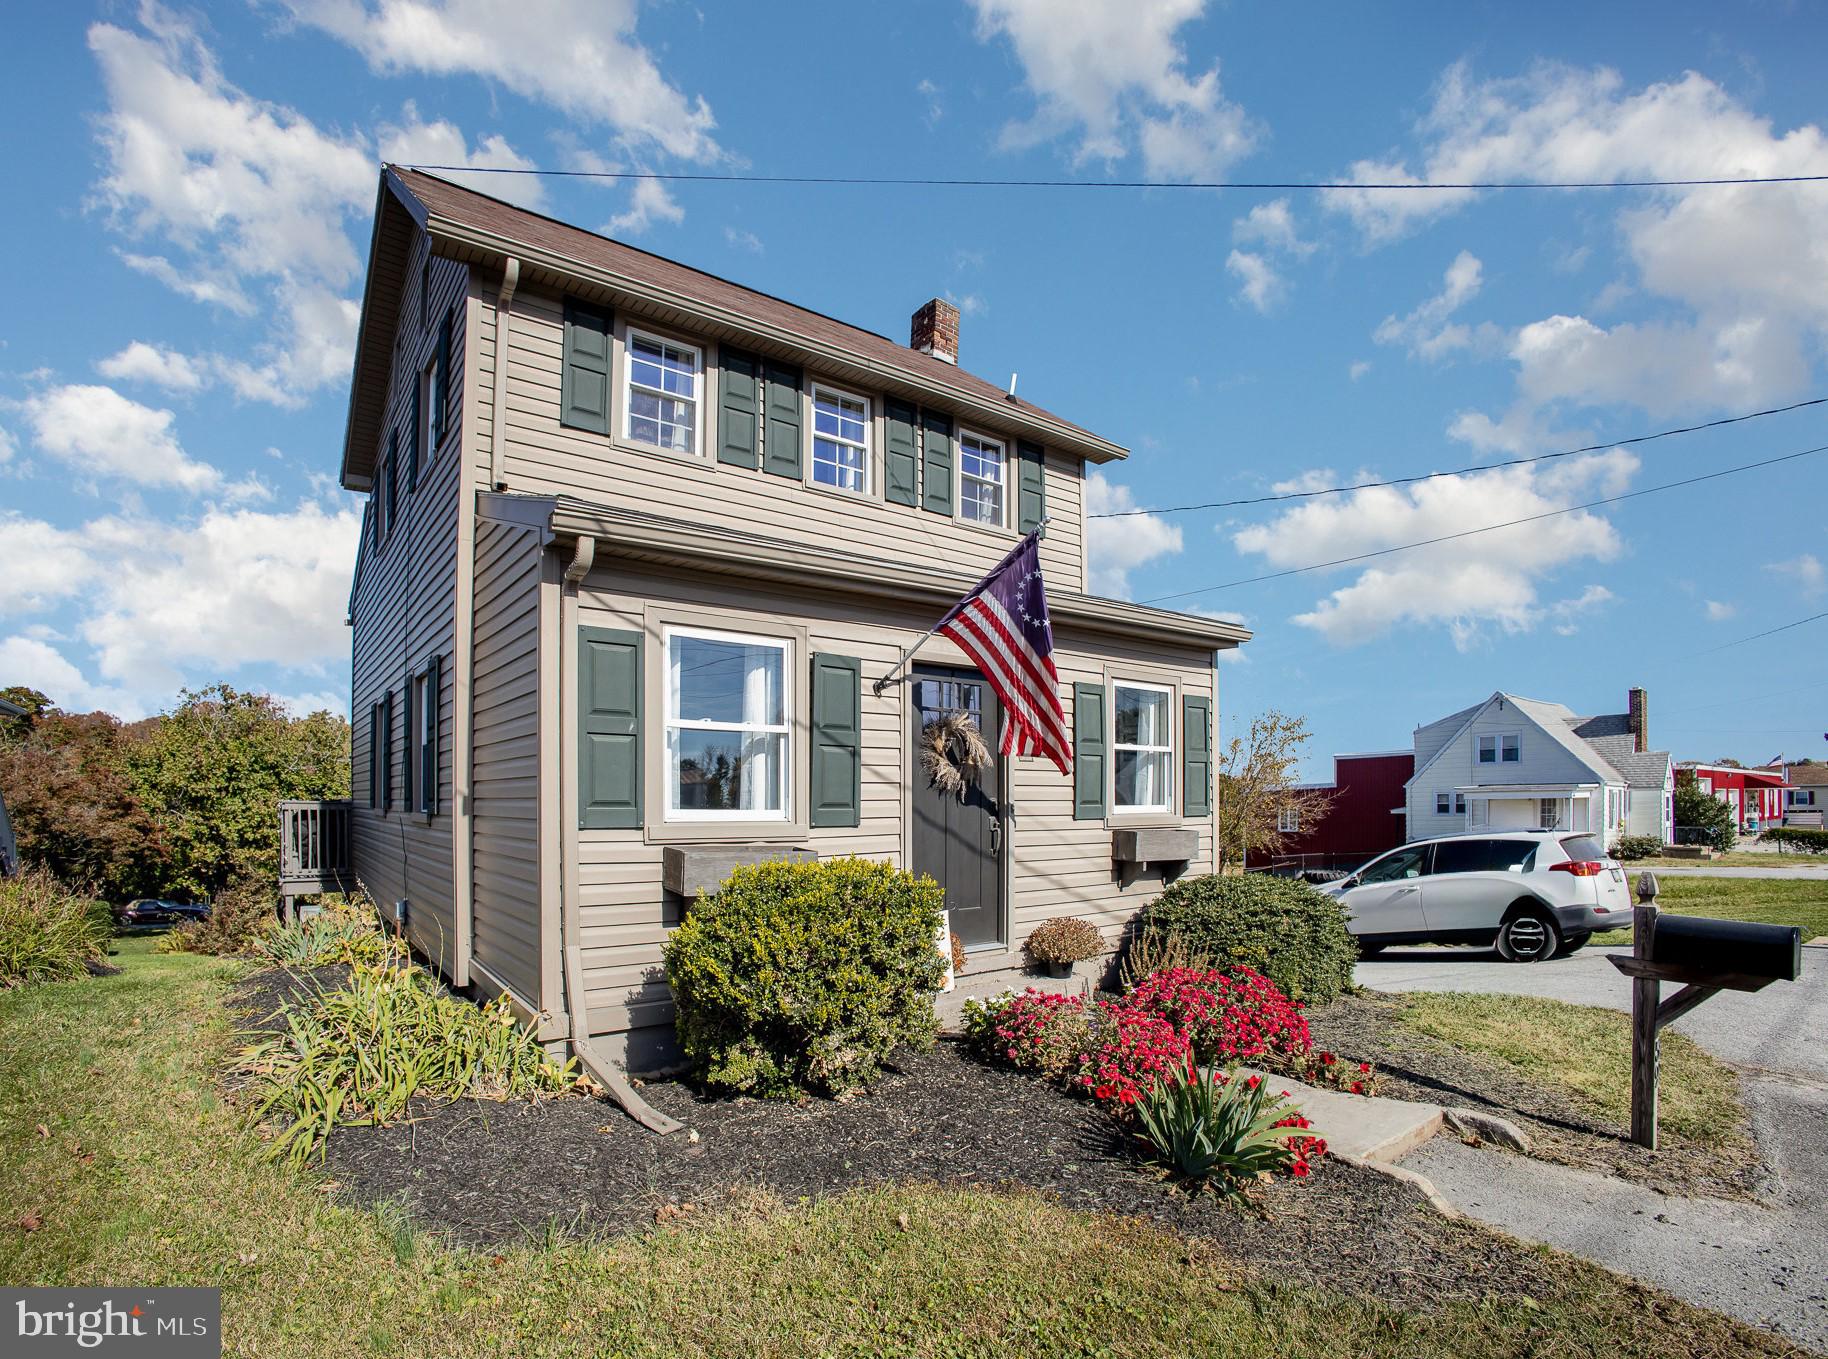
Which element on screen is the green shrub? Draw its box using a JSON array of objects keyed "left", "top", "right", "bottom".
[
  {"left": 261, "top": 897, "right": 398, "bottom": 968},
  {"left": 1132, "top": 874, "right": 1357, "bottom": 1005},
  {"left": 236, "top": 957, "right": 580, "bottom": 1164},
  {"left": 158, "top": 873, "right": 277, "bottom": 957},
  {"left": 0, "top": 866, "right": 112, "bottom": 988},
  {"left": 1134, "top": 1065, "right": 1322, "bottom": 1197},
  {"left": 1673, "top": 772, "right": 1736, "bottom": 852},
  {"left": 1761, "top": 826, "right": 1828, "bottom": 855},
  {"left": 1611, "top": 835, "right": 1664, "bottom": 861},
  {"left": 663, "top": 856, "right": 948, "bottom": 1098}
]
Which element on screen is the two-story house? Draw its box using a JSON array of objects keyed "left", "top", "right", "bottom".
[
  {"left": 337, "top": 168, "right": 1247, "bottom": 1074},
  {"left": 1404, "top": 688, "right": 1673, "bottom": 845}
]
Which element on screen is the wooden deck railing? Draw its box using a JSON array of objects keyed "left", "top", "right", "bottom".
[{"left": 279, "top": 799, "right": 353, "bottom": 898}]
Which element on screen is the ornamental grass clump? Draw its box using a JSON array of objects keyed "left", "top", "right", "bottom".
[
  {"left": 1134, "top": 1061, "right": 1327, "bottom": 1197},
  {"left": 0, "top": 866, "right": 112, "bottom": 989},
  {"left": 663, "top": 856, "right": 948, "bottom": 1099},
  {"left": 261, "top": 897, "right": 399, "bottom": 969},
  {"left": 1133, "top": 874, "right": 1357, "bottom": 1004},
  {"left": 236, "top": 959, "right": 581, "bottom": 1164}
]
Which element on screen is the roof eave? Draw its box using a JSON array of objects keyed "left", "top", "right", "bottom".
[
  {"left": 423, "top": 211, "right": 1129, "bottom": 466},
  {"left": 338, "top": 170, "right": 426, "bottom": 490}
]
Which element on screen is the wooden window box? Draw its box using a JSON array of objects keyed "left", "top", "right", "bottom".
[
  {"left": 1110, "top": 828, "right": 1198, "bottom": 866},
  {"left": 662, "top": 845, "right": 817, "bottom": 900}
]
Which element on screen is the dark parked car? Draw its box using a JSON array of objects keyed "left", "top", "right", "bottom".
[{"left": 114, "top": 898, "right": 211, "bottom": 928}]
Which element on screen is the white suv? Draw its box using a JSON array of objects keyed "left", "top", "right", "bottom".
[{"left": 1323, "top": 831, "right": 1633, "bottom": 962}]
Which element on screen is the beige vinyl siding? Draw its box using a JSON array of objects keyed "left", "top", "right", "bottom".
[
  {"left": 570, "top": 563, "right": 1215, "bottom": 1043},
  {"left": 467, "top": 516, "right": 544, "bottom": 1006},
  {"left": 487, "top": 286, "right": 1089, "bottom": 592},
  {"left": 348, "top": 229, "right": 466, "bottom": 975}
]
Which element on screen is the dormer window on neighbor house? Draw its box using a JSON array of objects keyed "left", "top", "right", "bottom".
[{"left": 1478, "top": 734, "right": 1521, "bottom": 764}]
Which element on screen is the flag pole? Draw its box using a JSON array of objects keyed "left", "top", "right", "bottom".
[{"left": 873, "top": 518, "right": 1049, "bottom": 696}]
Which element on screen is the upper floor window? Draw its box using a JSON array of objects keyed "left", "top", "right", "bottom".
[
  {"left": 1112, "top": 681, "right": 1173, "bottom": 813},
  {"left": 665, "top": 627, "right": 790, "bottom": 820},
  {"left": 958, "top": 430, "right": 1007, "bottom": 527},
  {"left": 384, "top": 438, "right": 399, "bottom": 537},
  {"left": 1436, "top": 792, "right": 1451, "bottom": 814},
  {"left": 1502, "top": 734, "right": 1520, "bottom": 762},
  {"left": 1278, "top": 807, "right": 1300, "bottom": 833},
  {"left": 811, "top": 385, "right": 870, "bottom": 493},
  {"left": 625, "top": 330, "right": 701, "bottom": 454},
  {"left": 419, "top": 357, "right": 438, "bottom": 473}
]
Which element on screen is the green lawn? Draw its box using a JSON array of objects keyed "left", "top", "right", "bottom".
[
  {"left": 0, "top": 939, "right": 1801, "bottom": 1358},
  {"left": 1594, "top": 874, "right": 1828, "bottom": 945},
  {"left": 1624, "top": 853, "right": 1825, "bottom": 869},
  {"left": 1392, "top": 992, "right": 1747, "bottom": 1147}
]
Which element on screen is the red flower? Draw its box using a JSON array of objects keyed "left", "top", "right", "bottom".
[
  {"left": 1358, "top": 1062, "right": 1371, "bottom": 1074},
  {"left": 1319, "top": 1051, "right": 1336, "bottom": 1066},
  {"left": 1350, "top": 1081, "right": 1364, "bottom": 1095},
  {"left": 1291, "top": 1160, "right": 1310, "bottom": 1178}
]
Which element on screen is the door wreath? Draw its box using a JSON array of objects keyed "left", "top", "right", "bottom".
[{"left": 920, "top": 712, "right": 991, "bottom": 798}]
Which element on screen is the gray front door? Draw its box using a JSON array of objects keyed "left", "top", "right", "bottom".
[{"left": 910, "top": 667, "right": 1004, "bottom": 949}]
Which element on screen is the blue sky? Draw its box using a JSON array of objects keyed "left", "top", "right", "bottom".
[{"left": 2, "top": 0, "right": 1825, "bottom": 777}]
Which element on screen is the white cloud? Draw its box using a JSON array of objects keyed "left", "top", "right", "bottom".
[
  {"left": 0, "top": 514, "right": 102, "bottom": 613},
  {"left": 948, "top": 292, "right": 988, "bottom": 318},
  {"left": 1703, "top": 599, "right": 1737, "bottom": 622},
  {"left": 214, "top": 284, "right": 361, "bottom": 410},
  {"left": 1348, "top": 360, "right": 1372, "bottom": 382},
  {"left": 1765, "top": 553, "right": 1825, "bottom": 597},
  {"left": 1232, "top": 198, "right": 1313, "bottom": 256},
  {"left": 1085, "top": 472, "right": 1183, "bottom": 597},
  {"left": 723, "top": 226, "right": 763, "bottom": 254},
  {"left": 1233, "top": 451, "right": 1636, "bottom": 648},
  {"left": 917, "top": 78, "right": 943, "bottom": 126},
  {"left": 17, "top": 384, "right": 219, "bottom": 492},
  {"left": 969, "top": 0, "right": 1254, "bottom": 178},
  {"left": 607, "top": 176, "right": 685, "bottom": 236},
  {"left": 0, "top": 636, "right": 144, "bottom": 719},
  {"left": 0, "top": 422, "right": 16, "bottom": 464},
  {"left": 1508, "top": 311, "right": 1807, "bottom": 413},
  {"left": 377, "top": 103, "right": 546, "bottom": 210},
  {"left": 97, "top": 340, "right": 208, "bottom": 392},
  {"left": 272, "top": 689, "right": 349, "bottom": 719},
  {"left": 1547, "top": 584, "right": 1614, "bottom": 636},
  {"left": 1225, "top": 250, "right": 1282, "bottom": 313},
  {"left": 284, "top": 0, "right": 720, "bottom": 163},
  {"left": 1374, "top": 250, "right": 1488, "bottom": 358}
]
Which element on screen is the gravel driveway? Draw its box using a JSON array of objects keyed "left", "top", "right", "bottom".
[{"left": 1359, "top": 944, "right": 1828, "bottom": 1351}]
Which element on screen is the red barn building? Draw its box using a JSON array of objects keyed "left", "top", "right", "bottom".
[
  {"left": 1275, "top": 751, "right": 1415, "bottom": 872},
  {"left": 1679, "top": 763, "right": 1787, "bottom": 833}
]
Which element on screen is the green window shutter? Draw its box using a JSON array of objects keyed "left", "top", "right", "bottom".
[
  {"left": 921, "top": 409, "right": 954, "bottom": 515},
  {"left": 381, "top": 691, "right": 394, "bottom": 810},
  {"left": 884, "top": 398, "right": 918, "bottom": 506},
  {"left": 1182, "top": 695, "right": 1212, "bottom": 818},
  {"left": 718, "top": 347, "right": 761, "bottom": 469},
  {"left": 1072, "top": 683, "right": 1107, "bottom": 820},
  {"left": 400, "top": 676, "right": 416, "bottom": 813},
  {"left": 809, "top": 653, "right": 863, "bottom": 828},
  {"left": 409, "top": 377, "right": 423, "bottom": 487},
  {"left": 579, "top": 627, "right": 643, "bottom": 830},
  {"left": 402, "top": 416, "right": 417, "bottom": 493},
  {"left": 423, "top": 656, "right": 442, "bottom": 815},
  {"left": 367, "top": 703, "right": 379, "bottom": 809},
  {"left": 561, "top": 300, "right": 613, "bottom": 434},
  {"left": 435, "top": 307, "right": 453, "bottom": 449},
  {"left": 385, "top": 450, "right": 398, "bottom": 537},
  {"left": 762, "top": 360, "right": 802, "bottom": 478},
  {"left": 1017, "top": 439, "right": 1046, "bottom": 533}
]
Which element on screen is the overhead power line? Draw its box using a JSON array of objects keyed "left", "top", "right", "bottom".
[
  {"left": 1695, "top": 610, "right": 1828, "bottom": 656},
  {"left": 1141, "top": 442, "right": 1828, "bottom": 605},
  {"left": 1090, "top": 397, "right": 1826, "bottom": 519},
  {"left": 403, "top": 163, "right": 1828, "bottom": 192}
]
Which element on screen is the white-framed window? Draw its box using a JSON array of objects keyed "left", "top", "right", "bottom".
[
  {"left": 663, "top": 626, "right": 790, "bottom": 820},
  {"left": 419, "top": 358, "right": 438, "bottom": 472},
  {"left": 411, "top": 669, "right": 433, "bottom": 815},
  {"left": 1112, "top": 681, "right": 1173, "bottom": 813},
  {"left": 1539, "top": 797, "right": 1561, "bottom": 829},
  {"left": 1478, "top": 735, "right": 1497, "bottom": 764},
  {"left": 1455, "top": 792, "right": 1466, "bottom": 815},
  {"left": 1791, "top": 789, "right": 1817, "bottom": 807},
  {"left": 1502, "top": 734, "right": 1521, "bottom": 763},
  {"left": 958, "top": 429, "right": 1008, "bottom": 527},
  {"left": 1278, "top": 807, "right": 1300, "bottom": 833},
  {"left": 1436, "top": 792, "right": 1451, "bottom": 814},
  {"left": 624, "top": 330, "right": 702, "bottom": 454},
  {"left": 1699, "top": 777, "right": 1713, "bottom": 794},
  {"left": 811, "top": 384, "right": 870, "bottom": 493}
]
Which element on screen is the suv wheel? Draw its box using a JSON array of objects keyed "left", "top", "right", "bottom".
[{"left": 1496, "top": 908, "right": 1561, "bottom": 963}]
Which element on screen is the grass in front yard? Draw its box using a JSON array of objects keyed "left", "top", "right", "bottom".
[
  {"left": 1593, "top": 874, "right": 1828, "bottom": 945},
  {"left": 1623, "top": 852, "right": 1823, "bottom": 869},
  {"left": 0, "top": 939, "right": 1799, "bottom": 1358},
  {"left": 1392, "top": 992, "right": 1746, "bottom": 1147}
]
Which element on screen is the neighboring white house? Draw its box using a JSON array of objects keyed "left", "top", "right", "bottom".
[
  {"left": 1405, "top": 688, "right": 1673, "bottom": 846},
  {"left": 1782, "top": 762, "right": 1827, "bottom": 828}
]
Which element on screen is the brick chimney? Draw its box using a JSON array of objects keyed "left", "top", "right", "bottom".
[
  {"left": 910, "top": 298, "right": 960, "bottom": 365},
  {"left": 1627, "top": 687, "right": 1648, "bottom": 753}
]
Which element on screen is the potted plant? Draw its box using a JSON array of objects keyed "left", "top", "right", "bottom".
[{"left": 1025, "top": 916, "right": 1104, "bottom": 979}]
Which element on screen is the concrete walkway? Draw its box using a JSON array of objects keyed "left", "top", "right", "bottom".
[
  {"left": 1364, "top": 946, "right": 1828, "bottom": 1351},
  {"left": 1650, "top": 864, "right": 1828, "bottom": 879}
]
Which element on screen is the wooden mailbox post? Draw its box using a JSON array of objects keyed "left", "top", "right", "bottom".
[{"left": 1610, "top": 871, "right": 1803, "bottom": 1149}]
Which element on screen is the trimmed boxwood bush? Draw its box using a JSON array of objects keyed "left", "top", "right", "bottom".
[
  {"left": 1762, "top": 826, "right": 1828, "bottom": 855},
  {"left": 1131, "top": 874, "right": 1357, "bottom": 1005},
  {"left": 1611, "top": 834, "right": 1664, "bottom": 861},
  {"left": 663, "top": 856, "right": 949, "bottom": 1098}
]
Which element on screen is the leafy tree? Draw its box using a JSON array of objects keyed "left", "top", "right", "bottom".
[
  {"left": 1217, "top": 710, "right": 1334, "bottom": 868},
  {"left": 1673, "top": 770, "right": 1736, "bottom": 852},
  {"left": 0, "top": 687, "right": 52, "bottom": 742},
  {"left": 125, "top": 686, "right": 350, "bottom": 898}
]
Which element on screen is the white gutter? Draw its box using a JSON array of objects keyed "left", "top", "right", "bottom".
[{"left": 488, "top": 256, "right": 519, "bottom": 491}]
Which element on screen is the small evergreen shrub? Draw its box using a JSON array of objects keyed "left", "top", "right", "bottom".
[
  {"left": 663, "top": 857, "right": 948, "bottom": 1098},
  {"left": 0, "top": 867, "right": 112, "bottom": 988},
  {"left": 1024, "top": 916, "right": 1104, "bottom": 967},
  {"left": 1611, "top": 835, "right": 1664, "bottom": 861},
  {"left": 159, "top": 875, "right": 276, "bottom": 957},
  {"left": 1132, "top": 875, "right": 1357, "bottom": 1005},
  {"left": 1761, "top": 826, "right": 1828, "bottom": 855}
]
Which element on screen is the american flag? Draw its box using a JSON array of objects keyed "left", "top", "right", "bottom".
[{"left": 932, "top": 528, "right": 1071, "bottom": 775}]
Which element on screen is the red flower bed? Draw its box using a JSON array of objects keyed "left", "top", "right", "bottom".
[
  {"left": 1121, "top": 966, "right": 1311, "bottom": 1065},
  {"left": 1076, "top": 1001, "right": 1193, "bottom": 1108}
]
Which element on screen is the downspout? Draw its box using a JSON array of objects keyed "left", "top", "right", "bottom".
[
  {"left": 488, "top": 257, "right": 519, "bottom": 492},
  {"left": 555, "top": 534, "right": 681, "bottom": 1135}
]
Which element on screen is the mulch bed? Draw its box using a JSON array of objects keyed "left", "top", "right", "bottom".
[
  {"left": 1304, "top": 991, "right": 1764, "bottom": 1201},
  {"left": 223, "top": 964, "right": 1664, "bottom": 1311}
]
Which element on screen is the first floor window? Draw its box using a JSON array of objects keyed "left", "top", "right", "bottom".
[
  {"left": 811, "top": 385, "right": 870, "bottom": 492},
  {"left": 1455, "top": 792, "right": 1466, "bottom": 815},
  {"left": 1278, "top": 807, "right": 1300, "bottom": 833},
  {"left": 1112, "top": 682, "right": 1173, "bottom": 812},
  {"left": 958, "top": 430, "right": 1007, "bottom": 526},
  {"left": 411, "top": 668, "right": 435, "bottom": 815},
  {"left": 626, "top": 330, "right": 700, "bottom": 453},
  {"left": 665, "top": 628, "right": 789, "bottom": 818},
  {"left": 1539, "top": 797, "right": 1560, "bottom": 830}
]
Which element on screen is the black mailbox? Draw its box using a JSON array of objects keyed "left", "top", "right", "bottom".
[{"left": 1650, "top": 915, "right": 1802, "bottom": 984}]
